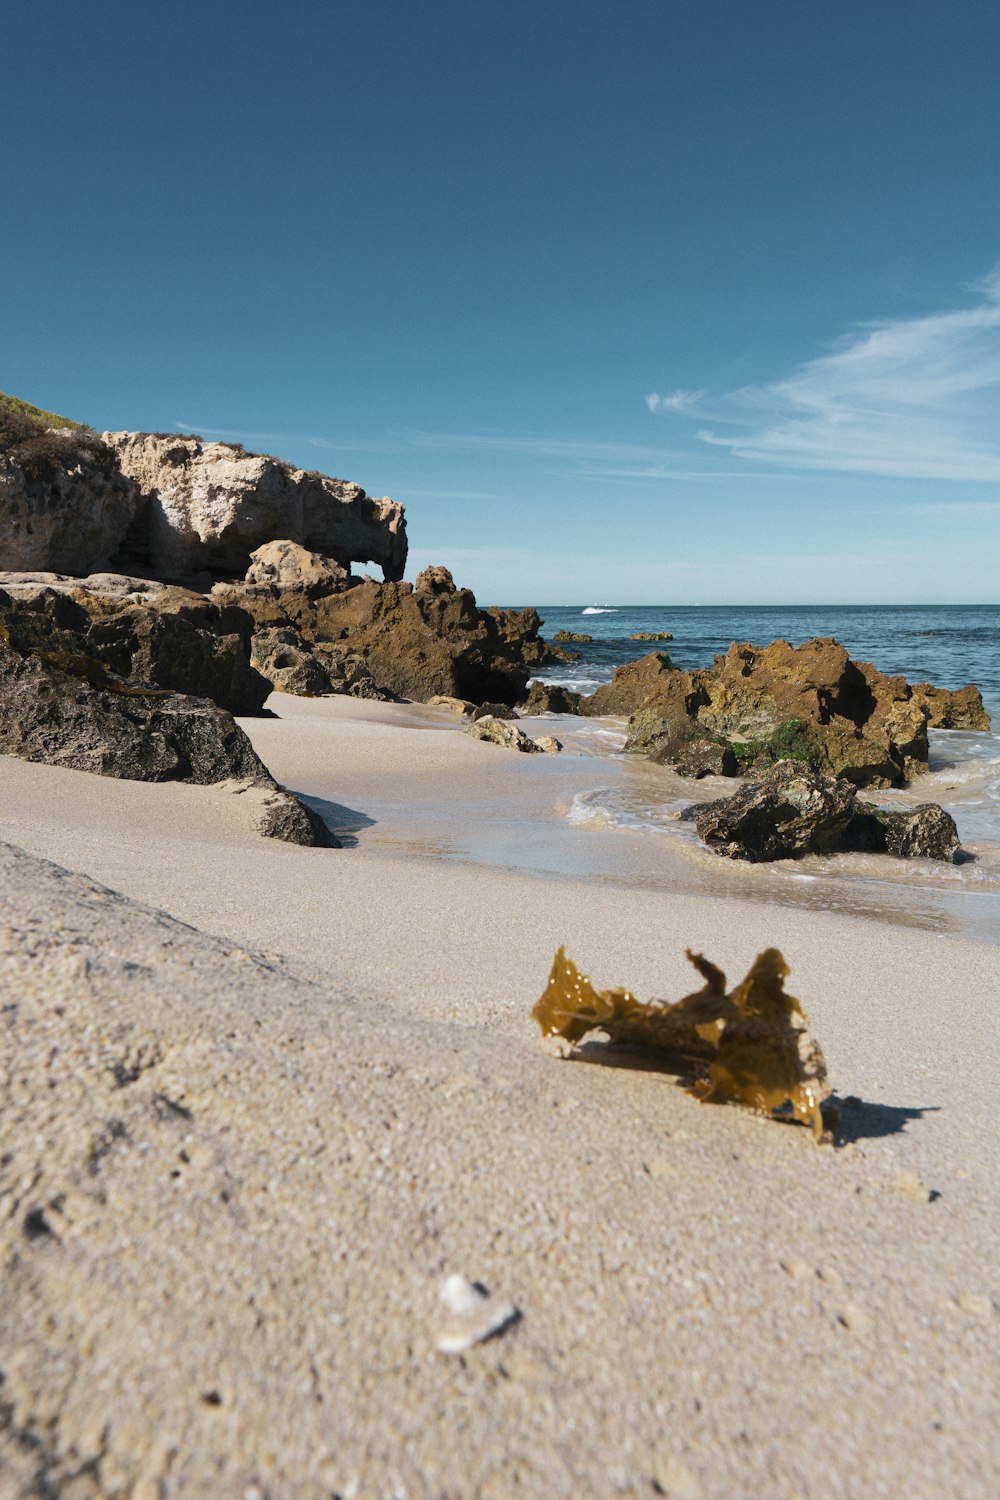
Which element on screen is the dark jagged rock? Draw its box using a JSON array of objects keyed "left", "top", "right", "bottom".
[
  {"left": 472, "top": 702, "right": 519, "bottom": 721},
  {"left": 254, "top": 790, "right": 339, "bottom": 847},
  {"left": 250, "top": 625, "right": 391, "bottom": 700},
  {"left": 0, "top": 593, "right": 334, "bottom": 846},
  {"left": 0, "top": 575, "right": 269, "bottom": 716},
  {"left": 688, "top": 760, "right": 961, "bottom": 864},
  {"left": 844, "top": 803, "right": 961, "bottom": 862},
  {"left": 911, "top": 682, "right": 991, "bottom": 731},
  {"left": 648, "top": 735, "right": 738, "bottom": 779},
  {"left": 689, "top": 762, "right": 858, "bottom": 862},
  {"left": 585, "top": 637, "right": 990, "bottom": 789},
  {"left": 520, "top": 680, "right": 584, "bottom": 716},
  {"left": 216, "top": 565, "right": 543, "bottom": 706},
  {"left": 0, "top": 629, "right": 262, "bottom": 784}
]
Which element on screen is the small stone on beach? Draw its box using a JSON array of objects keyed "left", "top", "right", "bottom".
[{"left": 435, "top": 1273, "right": 520, "bottom": 1353}]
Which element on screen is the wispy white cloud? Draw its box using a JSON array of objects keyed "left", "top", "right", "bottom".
[
  {"left": 645, "top": 388, "right": 706, "bottom": 415},
  {"left": 405, "top": 429, "right": 691, "bottom": 466},
  {"left": 651, "top": 269, "right": 1000, "bottom": 481},
  {"left": 176, "top": 422, "right": 365, "bottom": 453}
]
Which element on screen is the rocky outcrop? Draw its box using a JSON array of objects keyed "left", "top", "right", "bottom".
[
  {"left": 553, "top": 630, "right": 592, "bottom": 643},
  {"left": 687, "top": 761, "right": 960, "bottom": 863},
  {"left": 648, "top": 734, "right": 738, "bottom": 779},
  {"left": 105, "top": 432, "right": 407, "bottom": 583},
  {"left": 250, "top": 625, "right": 390, "bottom": 700},
  {"left": 0, "top": 590, "right": 335, "bottom": 846},
  {"left": 0, "top": 573, "right": 270, "bottom": 716},
  {"left": 911, "top": 682, "right": 991, "bottom": 731},
  {"left": 0, "top": 404, "right": 406, "bottom": 587},
  {"left": 216, "top": 566, "right": 542, "bottom": 706},
  {"left": 520, "top": 681, "right": 584, "bottom": 716},
  {"left": 0, "top": 417, "right": 139, "bottom": 574},
  {"left": 471, "top": 702, "right": 519, "bottom": 721},
  {"left": 582, "top": 650, "right": 685, "bottom": 719},
  {"left": 464, "top": 716, "right": 543, "bottom": 752},
  {"left": 844, "top": 803, "right": 961, "bottom": 861},
  {"left": 587, "top": 638, "right": 980, "bottom": 788},
  {"left": 244, "top": 540, "right": 350, "bottom": 592}
]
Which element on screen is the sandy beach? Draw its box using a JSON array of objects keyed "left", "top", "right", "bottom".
[{"left": 2, "top": 695, "right": 998, "bottom": 1499}]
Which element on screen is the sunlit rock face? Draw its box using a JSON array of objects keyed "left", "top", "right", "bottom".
[
  {"left": 584, "top": 636, "right": 990, "bottom": 788},
  {"left": 105, "top": 432, "right": 407, "bottom": 583},
  {"left": 1, "top": 428, "right": 139, "bottom": 574}
]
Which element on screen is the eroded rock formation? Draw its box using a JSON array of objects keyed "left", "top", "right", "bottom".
[
  {"left": 586, "top": 637, "right": 988, "bottom": 788},
  {"left": 0, "top": 403, "right": 407, "bottom": 585},
  {"left": 0, "top": 421, "right": 138, "bottom": 574},
  {"left": 464, "top": 715, "right": 543, "bottom": 752},
  {"left": 105, "top": 432, "right": 407, "bottom": 583},
  {"left": 217, "top": 565, "right": 543, "bottom": 706},
  {"left": 0, "top": 587, "right": 333, "bottom": 845},
  {"left": 250, "top": 625, "right": 390, "bottom": 700},
  {"left": 0, "top": 573, "right": 269, "bottom": 716},
  {"left": 687, "top": 761, "right": 960, "bottom": 863}
]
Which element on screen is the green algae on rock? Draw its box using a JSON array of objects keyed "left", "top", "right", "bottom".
[{"left": 533, "top": 946, "right": 831, "bottom": 1140}]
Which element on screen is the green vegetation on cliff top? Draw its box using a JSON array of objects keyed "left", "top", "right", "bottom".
[
  {"left": 0, "top": 391, "right": 113, "bottom": 484},
  {"left": 0, "top": 390, "right": 80, "bottom": 430}
]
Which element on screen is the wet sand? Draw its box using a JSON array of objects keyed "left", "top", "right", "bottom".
[{"left": 1, "top": 696, "right": 998, "bottom": 1498}]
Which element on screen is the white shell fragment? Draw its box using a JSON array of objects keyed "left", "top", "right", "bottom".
[{"left": 435, "top": 1273, "right": 520, "bottom": 1354}]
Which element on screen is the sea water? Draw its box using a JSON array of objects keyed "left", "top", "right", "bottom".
[{"left": 514, "top": 603, "right": 1000, "bottom": 942}]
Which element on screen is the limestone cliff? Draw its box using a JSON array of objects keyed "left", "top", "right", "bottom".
[
  {"left": 105, "top": 432, "right": 407, "bottom": 583},
  {"left": 0, "top": 397, "right": 407, "bottom": 584}
]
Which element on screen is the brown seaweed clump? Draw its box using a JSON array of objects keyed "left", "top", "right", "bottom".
[{"left": 532, "top": 946, "right": 831, "bottom": 1139}]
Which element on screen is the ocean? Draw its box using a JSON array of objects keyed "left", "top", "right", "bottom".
[
  {"left": 513, "top": 603, "right": 1000, "bottom": 943},
  {"left": 527, "top": 603, "right": 1000, "bottom": 718}
]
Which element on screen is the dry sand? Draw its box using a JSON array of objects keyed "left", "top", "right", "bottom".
[{"left": 1, "top": 696, "right": 997, "bottom": 1498}]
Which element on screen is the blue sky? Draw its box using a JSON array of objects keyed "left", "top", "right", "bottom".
[{"left": 4, "top": 1, "right": 999, "bottom": 603}]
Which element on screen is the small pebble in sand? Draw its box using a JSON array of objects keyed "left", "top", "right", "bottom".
[
  {"left": 436, "top": 1273, "right": 520, "bottom": 1353},
  {"left": 653, "top": 1455, "right": 700, "bottom": 1497},
  {"left": 895, "top": 1170, "right": 934, "bottom": 1204},
  {"left": 780, "top": 1256, "right": 811, "bottom": 1280},
  {"left": 836, "top": 1302, "right": 871, "bottom": 1334},
  {"left": 644, "top": 1156, "right": 676, "bottom": 1179},
  {"left": 954, "top": 1291, "right": 994, "bottom": 1318}
]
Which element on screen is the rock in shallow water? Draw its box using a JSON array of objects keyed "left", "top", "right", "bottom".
[
  {"left": 585, "top": 636, "right": 990, "bottom": 788},
  {"left": 687, "top": 761, "right": 961, "bottom": 864},
  {"left": 520, "top": 680, "right": 583, "bottom": 715},
  {"left": 690, "top": 762, "right": 857, "bottom": 861},
  {"left": 845, "top": 802, "right": 960, "bottom": 862}
]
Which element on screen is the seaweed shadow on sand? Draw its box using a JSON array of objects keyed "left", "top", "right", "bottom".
[
  {"left": 563, "top": 1045, "right": 937, "bottom": 1144},
  {"left": 299, "top": 796, "right": 376, "bottom": 849},
  {"left": 831, "top": 1095, "right": 939, "bottom": 1145}
]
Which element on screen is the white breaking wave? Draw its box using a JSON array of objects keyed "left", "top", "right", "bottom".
[{"left": 581, "top": 606, "right": 617, "bottom": 615}]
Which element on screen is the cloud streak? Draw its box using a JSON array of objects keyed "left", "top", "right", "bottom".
[
  {"left": 654, "top": 270, "right": 1000, "bottom": 481},
  {"left": 176, "top": 422, "right": 366, "bottom": 453}
]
